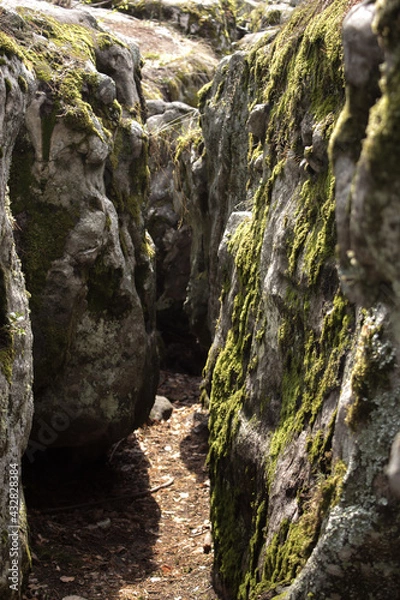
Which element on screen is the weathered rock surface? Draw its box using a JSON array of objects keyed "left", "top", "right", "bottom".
[
  {"left": 146, "top": 99, "right": 206, "bottom": 372},
  {"left": 173, "top": 0, "right": 400, "bottom": 597},
  {"left": 2, "top": 0, "right": 159, "bottom": 458},
  {"left": 118, "top": 0, "right": 238, "bottom": 54},
  {"left": 175, "top": 51, "right": 251, "bottom": 346},
  {"left": 2, "top": 0, "right": 400, "bottom": 598},
  {"left": 81, "top": 5, "right": 219, "bottom": 106},
  {"left": 387, "top": 432, "right": 400, "bottom": 498},
  {"left": 330, "top": 0, "right": 384, "bottom": 306},
  {"left": 0, "top": 43, "right": 34, "bottom": 600}
]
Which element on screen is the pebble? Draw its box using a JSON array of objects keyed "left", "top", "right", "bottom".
[
  {"left": 149, "top": 395, "right": 174, "bottom": 421},
  {"left": 203, "top": 531, "right": 212, "bottom": 554}
]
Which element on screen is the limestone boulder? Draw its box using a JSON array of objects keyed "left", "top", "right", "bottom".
[
  {"left": 149, "top": 395, "right": 174, "bottom": 422},
  {"left": 78, "top": 6, "right": 219, "bottom": 106},
  {"left": 5, "top": 0, "right": 159, "bottom": 458}
]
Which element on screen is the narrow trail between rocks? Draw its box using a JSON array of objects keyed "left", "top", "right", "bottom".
[{"left": 23, "top": 372, "right": 218, "bottom": 600}]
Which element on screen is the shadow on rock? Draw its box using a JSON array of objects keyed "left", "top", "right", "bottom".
[{"left": 22, "top": 435, "right": 161, "bottom": 598}]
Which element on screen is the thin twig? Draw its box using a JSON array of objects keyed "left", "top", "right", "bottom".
[
  {"left": 40, "top": 477, "right": 174, "bottom": 514},
  {"left": 107, "top": 438, "right": 125, "bottom": 463}
]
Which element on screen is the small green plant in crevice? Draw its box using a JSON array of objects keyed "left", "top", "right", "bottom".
[
  {"left": 174, "top": 122, "right": 203, "bottom": 163},
  {"left": 0, "top": 269, "right": 20, "bottom": 383},
  {"left": 0, "top": 307, "right": 27, "bottom": 382},
  {"left": 6, "top": 312, "right": 27, "bottom": 337}
]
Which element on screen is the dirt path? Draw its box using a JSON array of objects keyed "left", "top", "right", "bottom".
[{"left": 23, "top": 371, "right": 218, "bottom": 600}]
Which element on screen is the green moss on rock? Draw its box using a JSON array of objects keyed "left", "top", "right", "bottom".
[
  {"left": 24, "top": 205, "right": 75, "bottom": 300},
  {"left": 8, "top": 130, "right": 78, "bottom": 309},
  {"left": 245, "top": 459, "right": 347, "bottom": 599},
  {"left": 249, "top": 0, "right": 349, "bottom": 162},
  {"left": 206, "top": 0, "right": 356, "bottom": 596},
  {"left": 1, "top": 7, "right": 129, "bottom": 140},
  {"left": 269, "top": 291, "right": 352, "bottom": 479},
  {"left": 0, "top": 31, "right": 24, "bottom": 60}
]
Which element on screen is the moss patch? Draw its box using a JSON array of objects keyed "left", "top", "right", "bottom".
[
  {"left": 249, "top": 0, "right": 349, "bottom": 164},
  {"left": 242, "top": 460, "right": 347, "bottom": 599},
  {"left": 8, "top": 128, "right": 79, "bottom": 310},
  {"left": 286, "top": 169, "right": 336, "bottom": 285},
  {"left": 0, "top": 6, "right": 129, "bottom": 138},
  {"left": 206, "top": 178, "right": 272, "bottom": 595},
  {"left": 269, "top": 290, "right": 352, "bottom": 476}
]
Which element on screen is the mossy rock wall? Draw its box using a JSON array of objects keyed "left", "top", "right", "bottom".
[
  {"left": 175, "top": 0, "right": 400, "bottom": 597},
  {"left": 0, "top": 50, "right": 34, "bottom": 598},
  {"left": 3, "top": 1, "right": 159, "bottom": 457}
]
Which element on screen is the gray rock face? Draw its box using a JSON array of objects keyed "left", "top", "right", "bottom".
[
  {"left": 175, "top": 51, "right": 250, "bottom": 345},
  {"left": 175, "top": 0, "right": 400, "bottom": 597},
  {"left": 387, "top": 433, "right": 400, "bottom": 498},
  {"left": 95, "top": 37, "right": 142, "bottom": 113},
  {"left": 146, "top": 100, "right": 205, "bottom": 371},
  {"left": 247, "top": 102, "right": 270, "bottom": 141},
  {"left": 4, "top": 0, "right": 158, "bottom": 458},
  {"left": 0, "top": 53, "right": 34, "bottom": 599}
]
